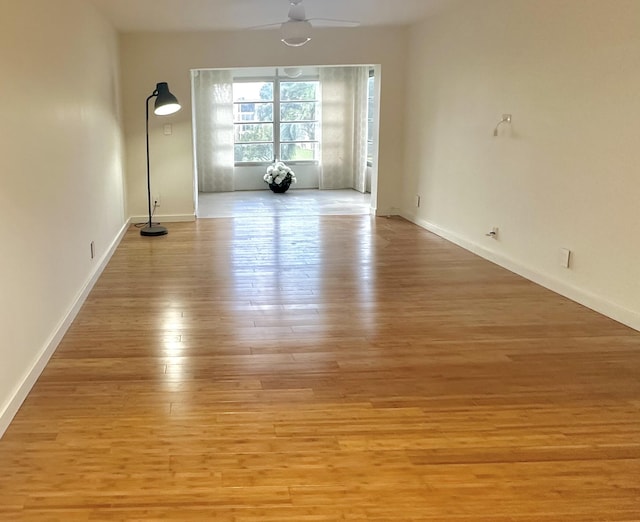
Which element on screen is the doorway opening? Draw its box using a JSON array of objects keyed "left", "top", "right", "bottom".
[{"left": 191, "top": 65, "right": 381, "bottom": 218}]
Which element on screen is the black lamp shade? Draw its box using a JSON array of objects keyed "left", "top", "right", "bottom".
[{"left": 154, "top": 82, "right": 181, "bottom": 116}]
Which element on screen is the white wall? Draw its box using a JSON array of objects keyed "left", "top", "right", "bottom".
[
  {"left": 234, "top": 164, "right": 320, "bottom": 191},
  {"left": 0, "top": 0, "right": 126, "bottom": 434},
  {"left": 120, "top": 27, "right": 408, "bottom": 220},
  {"left": 402, "top": 0, "right": 640, "bottom": 329}
]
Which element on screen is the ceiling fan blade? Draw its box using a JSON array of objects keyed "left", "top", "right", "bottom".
[
  {"left": 248, "top": 22, "right": 284, "bottom": 30},
  {"left": 307, "top": 18, "right": 361, "bottom": 28}
]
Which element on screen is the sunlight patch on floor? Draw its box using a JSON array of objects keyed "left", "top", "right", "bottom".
[{"left": 197, "top": 189, "right": 371, "bottom": 218}]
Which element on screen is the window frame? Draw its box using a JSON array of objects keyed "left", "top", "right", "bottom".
[{"left": 233, "top": 76, "right": 320, "bottom": 166}]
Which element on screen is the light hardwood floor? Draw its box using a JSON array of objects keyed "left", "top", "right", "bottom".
[
  {"left": 1, "top": 215, "right": 640, "bottom": 520},
  {"left": 197, "top": 189, "right": 372, "bottom": 218}
]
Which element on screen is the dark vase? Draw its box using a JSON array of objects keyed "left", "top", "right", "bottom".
[{"left": 268, "top": 179, "right": 292, "bottom": 193}]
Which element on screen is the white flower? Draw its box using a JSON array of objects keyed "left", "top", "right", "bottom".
[{"left": 264, "top": 160, "right": 296, "bottom": 185}]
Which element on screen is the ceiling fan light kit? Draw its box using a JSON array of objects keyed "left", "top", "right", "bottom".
[
  {"left": 282, "top": 67, "right": 303, "bottom": 78},
  {"left": 281, "top": 20, "right": 312, "bottom": 47}
]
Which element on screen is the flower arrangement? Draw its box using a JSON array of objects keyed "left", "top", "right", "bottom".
[{"left": 264, "top": 160, "right": 296, "bottom": 187}]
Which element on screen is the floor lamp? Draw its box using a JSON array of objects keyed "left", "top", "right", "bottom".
[{"left": 141, "top": 82, "right": 181, "bottom": 237}]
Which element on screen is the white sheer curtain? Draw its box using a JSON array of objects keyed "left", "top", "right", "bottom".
[
  {"left": 319, "top": 66, "right": 369, "bottom": 192},
  {"left": 352, "top": 67, "right": 369, "bottom": 193},
  {"left": 192, "top": 69, "right": 234, "bottom": 193}
]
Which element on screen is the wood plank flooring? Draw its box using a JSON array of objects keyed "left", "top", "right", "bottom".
[
  {"left": 197, "top": 189, "right": 371, "bottom": 218},
  {"left": 1, "top": 215, "right": 640, "bottom": 520}
]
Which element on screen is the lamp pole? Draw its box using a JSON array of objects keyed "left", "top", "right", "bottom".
[{"left": 141, "top": 89, "right": 167, "bottom": 236}]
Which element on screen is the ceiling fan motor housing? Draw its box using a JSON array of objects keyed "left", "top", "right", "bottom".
[{"left": 288, "top": 1, "right": 306, "bottom": 21}]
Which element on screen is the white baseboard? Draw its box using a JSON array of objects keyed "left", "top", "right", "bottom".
[
  {"left": 0, "top": 219, "right": 131, "bottom": 439},
  {"left": 402, "top": 211, "right": 640, "bottom": 333},
  {"left": 130, "top": 214, "right": 195, "bottom": 224}
]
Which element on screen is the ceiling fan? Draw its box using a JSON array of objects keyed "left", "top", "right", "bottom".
[{"left": 251, "top": 0, "right": 360, "bottom": 47}]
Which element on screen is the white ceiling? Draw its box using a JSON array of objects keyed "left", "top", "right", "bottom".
[{"left": 87, "top": 0, "right": 451, "bottom": 32}]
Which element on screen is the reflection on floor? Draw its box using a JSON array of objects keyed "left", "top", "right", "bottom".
[{"left": 198, "top": 189, "right": 371, "bottom": 218}]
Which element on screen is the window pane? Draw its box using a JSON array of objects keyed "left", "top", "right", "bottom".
[
  {"left": 367, "top": 142, "right": 374, "bottom": 164},
  {"left": 235, "top": 143, "right": 274, "bottom": 163},
  {"left": 280, "top": 81, "right": 318, "bottom": 101},
  {"left": 280, "top": 122, "right": 317, "bottom": 142},
  {"left": 281, "top": 102, "right": 317, "bottom": 121},
  {"left": 280, "top": 142, "right": 317, "bottom": 162},
  {"left": 233, "top": 82, "right": 273, "bottom": 102},
  {"left": 234, "top": 123, "right": 273, "bottom": 143},
  {"left": 233, "top": 103, "right": 273, "bottom": 123}
]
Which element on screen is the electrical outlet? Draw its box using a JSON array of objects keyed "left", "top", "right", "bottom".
[
  {"left": 559, "top": 248, "right": 571, "bottom": 268},
  {"left": 90, "top": 241, "right": 95, "bottom": 260},
  {"left": 415, "top": 194, "right": 421, "bottom": 208},
  {"left": 153, "top": 194, "right": 161, "bottom": 207}
]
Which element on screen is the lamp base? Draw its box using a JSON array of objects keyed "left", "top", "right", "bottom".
[{"left": 140, "top": 225, "right": 168, "bottom": 237}]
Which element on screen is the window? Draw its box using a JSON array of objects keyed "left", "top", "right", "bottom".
[
  {"left": 367, "top": 71, "right": 375, "bottom": 166},
  {"left": 233, "top": 79, "right": 320, "bottom": 164},
  {"left": 233, "top": 82, "right": 274, "bottom": 163}
]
